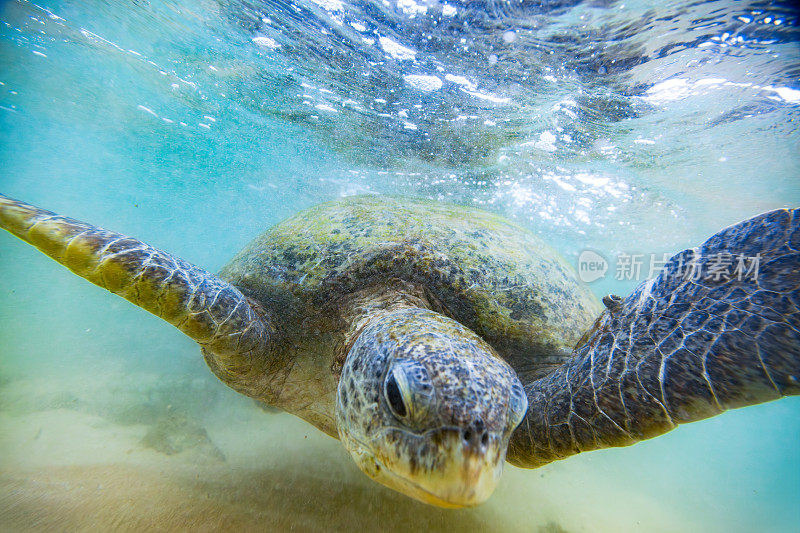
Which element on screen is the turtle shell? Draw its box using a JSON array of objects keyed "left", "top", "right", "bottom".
[{"left": 220, "top": 195, "right": 601, "bottom": 382}]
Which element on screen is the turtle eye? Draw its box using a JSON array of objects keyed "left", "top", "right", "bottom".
[
  {"left": 384, "top": 372, "right": 407, "bottom": 418},
  {"left": 507, "top": 381, "right": 528, "bottom": 430},
  {"left": 384, "top": 361, "right": 432, "bottom": 422}
]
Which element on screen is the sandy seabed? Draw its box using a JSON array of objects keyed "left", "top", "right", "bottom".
[{"left": 0, "top": 373, "right": 739, "bottom": 532}]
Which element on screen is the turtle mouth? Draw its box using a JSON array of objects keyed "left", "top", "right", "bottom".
[
  {"left": 347, "top": 429, "right": 506, "bottom": 508},
  {"left": 376, "top": 450, "right": 504, "bottom": 508}
]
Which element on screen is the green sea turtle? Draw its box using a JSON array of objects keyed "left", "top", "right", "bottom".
[{"left": 0, "top": 193, "right": 798, "bottom": 507}]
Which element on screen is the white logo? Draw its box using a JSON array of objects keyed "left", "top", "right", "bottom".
[{"left": 578, "top": 250, "right": 608, "bottom": 283}]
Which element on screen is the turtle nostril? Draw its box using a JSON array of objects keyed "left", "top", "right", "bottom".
[{"left": 463, "top": 428, "right": 491, "bottom": 449}]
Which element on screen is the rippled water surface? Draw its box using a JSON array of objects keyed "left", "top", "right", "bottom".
[{"left": 0, "top": 1, "right": 798, "bottom": 531}]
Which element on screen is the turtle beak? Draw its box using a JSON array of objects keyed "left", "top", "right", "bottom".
[
  {"left": 423, "top": 429, "right": 506, "bottom": 508},
  {"left": 367, "top": 428, "right": 507, "bottom": 508}
]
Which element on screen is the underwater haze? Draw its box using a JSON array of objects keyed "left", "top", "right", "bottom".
[{"left": 0, "top": 0, "right": 799, "bottom": 531}]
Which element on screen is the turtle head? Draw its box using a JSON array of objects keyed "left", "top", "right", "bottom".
[{"left": 336, "top": 307, "right": 527, "bottom": 508}]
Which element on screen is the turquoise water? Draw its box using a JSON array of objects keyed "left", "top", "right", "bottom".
[{"left": 0, "top": 0, "right": 798, "bottom": 531}]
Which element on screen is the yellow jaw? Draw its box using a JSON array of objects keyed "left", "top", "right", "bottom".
[{"left": 344, "top": 431, "right": 505, "bottom": 508}]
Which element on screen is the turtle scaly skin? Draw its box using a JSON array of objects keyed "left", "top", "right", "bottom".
[
  {"left": 0, "top": 194, "right": 272, "bottom": 390},
  {"left": 336, "top": 307, "right": 527, "bottom": 506},
  {"left": 508, "top": 207, "right": 800, "bottom": 467}
]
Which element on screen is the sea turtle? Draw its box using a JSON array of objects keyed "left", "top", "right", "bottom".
[{"left": 0, "top": 193, "right": 798, "bottom": 507}]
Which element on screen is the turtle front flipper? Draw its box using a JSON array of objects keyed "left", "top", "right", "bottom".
[
  {"left": 0, "top": 194, "right": 273, "bottom": 395},
  {"left": 508, "top": 208, "right": 799, "bottom": 468}
]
